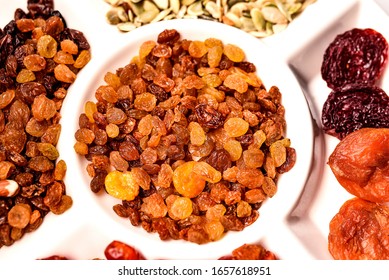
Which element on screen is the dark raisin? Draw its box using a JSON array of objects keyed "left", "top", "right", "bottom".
[
  {"left": 321, "top": 84, "right": 389, "bottom": 139},
  {"left": 195, "top": 104, "right": 224, "bottom": 129},
  {"left": 157, "top": 29, "right": 180, "bottom": 45},
  {"left": 321, "top": 28, "right": 388, "bottom": 89}
]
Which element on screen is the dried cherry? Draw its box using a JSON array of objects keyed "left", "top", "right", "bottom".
[
  {"left": 328, "top": 197, "right": 389, "bottom": 260},
  {"left": 321, "top": 28, "right": 388, "bottom": 89},
  {"left": 104, "top": 240, "right": 145, "bottom": 260},
  {"left": 321, "top": 84, "right": 389, "bottom": 139},
  {"left": 328, "top": 128, "right": 389, "bottom": 203}
]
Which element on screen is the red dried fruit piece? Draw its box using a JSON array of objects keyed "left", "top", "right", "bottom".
[
  {"left": 231, "top": 243, "right": 277, "bottom": 260},
  {"left": 321, "top": 28, "right": 388, "bottom": 89},
  {"left": 104, "top": 240, "right": 145, "bottom": 260},
  {"left": 40, "top": 255, "right": 69, "bottom": 260},
  {"left": 322, "top": 84, "right": 389, "bottom": 139},
  {"left": 328, "top": 128, "right": 389, "bottom": 203},
  {"left": 328, "top": 197, "right": 389, "bottom": 260}
]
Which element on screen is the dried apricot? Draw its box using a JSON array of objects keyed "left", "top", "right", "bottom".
[
  {"left": 329, "top": 128, "right": 389, "bottom": 203},
  {"left": 328, "top": 198, "right": 389, "bottom": 260}
]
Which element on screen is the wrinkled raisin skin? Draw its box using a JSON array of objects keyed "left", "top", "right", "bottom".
[
  {"left": 321, "top": 84, "right": 389, "bottom": 139},
  {"left": 195, "top": 104, "right": 224, "bottom": 129},
  {"left": 321, "top": 28, "right": 388, "bottom": 89}
]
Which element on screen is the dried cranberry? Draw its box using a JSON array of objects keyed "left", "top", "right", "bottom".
[
  {"left": 321, "top": 28, "right": 388, "bottom": 89},
  {"left": 321, "top": 84, "right": 389, "bottom": 139}
]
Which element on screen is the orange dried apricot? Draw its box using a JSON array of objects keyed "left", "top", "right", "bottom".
[
  {"left": 328, "top": 128, "right": 389, "bottom": 203},
  {"left": 328, "top": 197, "right": 389, "bottom": 260}
]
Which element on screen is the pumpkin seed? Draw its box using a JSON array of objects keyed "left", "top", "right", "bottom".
[
  {"left": 177, "top": 5, "right": 188, "bottom": 18},
  {"left": 274, "top": 0, "right": 292, "bottom": 21},
  {"left": 224, "top": 12, "right": 242, "bottom": 28},
  {"left": 128, "top": 1, "right": 144, "bottom": 16},
  {"left": 117, "top": 22, "right": 138, "bottom": 32},
  {"left": 250, "top": 7, "right": 265, "bottom": 32},
  {"left": 153, "top": 0, "right": 169, "bottom": 9},
  {"left": 273, "top": 23, "right": 288, "bottom": 34},
  {"left": 105, "top": 0, "right": 121, "bottom": 6},
  {"left": 187, "top": 1, "right": 204, "bottom": 16},
  {"left": 117, "top": 6, "right": 129, "bottom": 22},
  {"left": 205, "top": 1, "right": 221, "bottom": 19},
  {"left": 288, "top": 3, "right": 302, "bottom": 15},
  {"left": 151, "top": 8, "right": 172, "bottom": 23},
  {"left": 103, "top": 0, "right": 317, "bottom": 38},
  {"left": 262, "top": 6, "right": 288, "bottom": 24},
  {"left": 182, "top": 0, "right": 196, "bottom": 6},
  {"left": 106, "top": 8, "right": 122, "bottom": 25},
  {"left": 170, "top": 0, "right": 180, "bottom": 13}
]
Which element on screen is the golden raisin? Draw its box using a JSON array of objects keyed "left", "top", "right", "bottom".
[
  {"left": 173, "top": 161, "right": 206, "bottom": 198},
  {"left": 16, "top": 69, "right": 35, "bottom": 83},
  {"left": 37, "top": 35, "right": 57, "bottom": 58},
  {"left": 188, "top": 40, "right": 208, "bottom": 58},
  {"left": 23, "top": 54, "right": 46, "bottom": 71},
  {"left": 224, "top": 117, "right": 249, "bottom": 138},
  {"left": 223, "top": 44, "right": 245, "bottom": 62},
  {"left": 61, "top": 39, "right": 78, "bottom": 54},
  {"left": 74, "top": 50, "right": 91, "bottom": 68},
  {"left": 54, "top": 64, "right": 76, "bottom": 83},
  {"left": 188, "top": 121, "right": 206, "bottom": 146},
  {"left": 223, "top": 139, "right": 243, "bottom": 161},
  {"left": 105, "top": 170, "right": 139, "bottom": 201},
  {"left": 207, "top": 46, "right": 223, "bottom": 68},
  {"left": 168, "top": 196, "right": 193, "bottom": 220},
  {"left": 223, "top": 73, "right": 248, "bottom": 93}
]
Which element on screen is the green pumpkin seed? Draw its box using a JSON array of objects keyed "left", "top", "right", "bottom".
[{"left": 250, "top": 8, "right": 265, "bottom": 32}]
